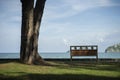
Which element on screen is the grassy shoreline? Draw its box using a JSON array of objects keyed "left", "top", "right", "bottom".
[{"left": 0, "top": 60, "right": 120, "bottom": 80}]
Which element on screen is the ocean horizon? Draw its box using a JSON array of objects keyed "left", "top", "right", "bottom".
[{"left": 0, "top": 52, "right": 120, "bottom": 59}]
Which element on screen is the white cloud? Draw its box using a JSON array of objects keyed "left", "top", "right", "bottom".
[
  {"left": 43, "top": 0, "right": 120, "bottom": 21},
  {"left": 0, "top": 0, "right": 21, "bottom": 52},
  {"left": 0, "top": 0, "right": 120, "bottom": 52},
  {"left": 63, "top": 38, "right": 69, "bottom": 46}
]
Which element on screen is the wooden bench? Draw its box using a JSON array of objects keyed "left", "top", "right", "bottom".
[{"left": 70, "top": 45, "right": 98, "bottom": 61}]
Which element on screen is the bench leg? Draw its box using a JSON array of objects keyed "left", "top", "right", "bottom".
[
  {"left": 70, "top": 55, "right": 72, "bottom": 61},
  {"left": 96, "top": 55, "right": 98, "bottom": 62}
]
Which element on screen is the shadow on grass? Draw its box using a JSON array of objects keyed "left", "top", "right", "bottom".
[
  {"left": 0, "top": 60, "right": 120, "bottom": 72},
  {"left": 0, "top": 73, "right": 120, "bottom": 80},
  {"left": 0, "top": 60, "right": 120, "bottom": 80},
  {"left": 0, "top": 59, "right": 20, "bottom": 64},
  {"left": 52, "top": 61, "right": 120, "bottom": 72}
]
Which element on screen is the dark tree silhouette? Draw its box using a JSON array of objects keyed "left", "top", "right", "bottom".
[{"left": 20, "top": 0, "right": 46, "bottom": 64}]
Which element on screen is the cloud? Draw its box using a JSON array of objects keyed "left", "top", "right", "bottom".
[
  {"left": 61, "top": 30, "right": 112, "bottom": 45},
  {"left": 43, "top": 0, "right": 120, "bottom": 21},
  {"left": 0, "top": 0, "right": 21, "bottom": 52},
  {"left": 41, "top": 18, "right": 120, "bottom": 47},
  {"left": 0, "top": 0, "right": 21, "bottom": 13},
  {"left": 63, "top": 38, "right": 69, "bottom": 46},
  {"left": 0, "top": 0, "right": 120, "bottom": 52},
  {"left": 0, "top": 1, "right": 21, "bottom": 24}
]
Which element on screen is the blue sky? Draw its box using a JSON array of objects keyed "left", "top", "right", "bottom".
[{"left": 0, "top": 0, "right": 120, "bottom": 52}]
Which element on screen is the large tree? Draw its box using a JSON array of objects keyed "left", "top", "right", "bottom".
[{"left": 20, "top": 0, "right": 46, "bottom": 64}]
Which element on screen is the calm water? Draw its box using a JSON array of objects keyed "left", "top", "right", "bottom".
[{"left": 0, "top": 52, "right": 120, "bottom": 59}]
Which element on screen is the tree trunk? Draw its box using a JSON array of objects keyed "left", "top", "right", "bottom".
[
  {"left": 32, "top": 0, "right": 46, "bottom": 64},
  {"left": 20, "top": 0, "right": 46, "bottom": 64}
]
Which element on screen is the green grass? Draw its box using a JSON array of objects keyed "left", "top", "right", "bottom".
[{"left": 0, "top": 60, "right": 120, "bottom": 80}]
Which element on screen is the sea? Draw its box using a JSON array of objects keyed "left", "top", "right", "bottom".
[{"left": 0, "top": 52, "right": 120, "bottom": 59}]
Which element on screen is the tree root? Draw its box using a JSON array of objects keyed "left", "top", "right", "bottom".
[{"left": 34, "top": 59, "right": 53, "bottom": 66}]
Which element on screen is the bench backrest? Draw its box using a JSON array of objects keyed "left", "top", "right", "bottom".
[{"left": 70, "top": 45, "right": 98, "bottom": 56}]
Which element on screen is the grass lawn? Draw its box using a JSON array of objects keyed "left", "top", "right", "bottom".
[{"left": 0, "top": 60, "right": 120, "bottom": 80}]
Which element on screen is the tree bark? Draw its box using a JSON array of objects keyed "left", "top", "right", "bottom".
[
  {"left": 20, "top": 0, "right": 46, "bottom": 64},
  {"left": 32, "top": 0, "right": 46, "bottom": 64}
]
